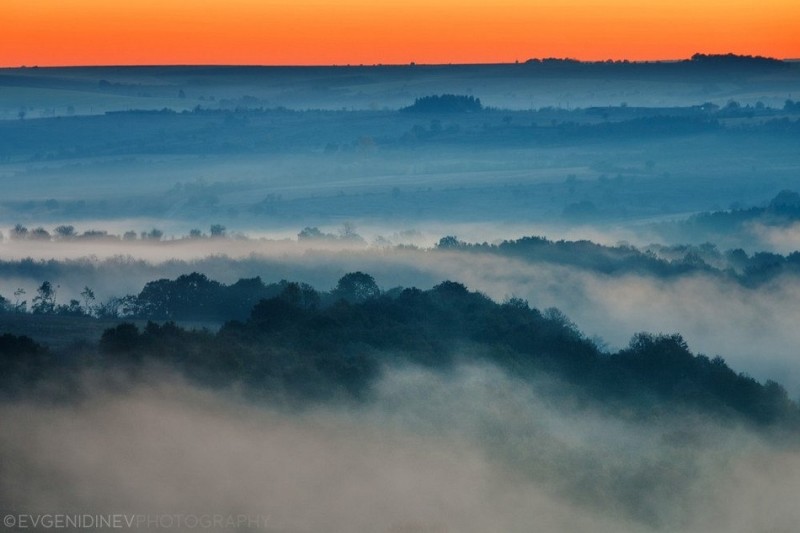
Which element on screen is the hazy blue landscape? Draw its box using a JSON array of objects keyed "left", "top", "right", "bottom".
[{"left": 3, "top": 55, "right": 800, "bottom": 532}]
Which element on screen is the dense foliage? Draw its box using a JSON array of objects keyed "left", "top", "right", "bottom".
[
  {"left": 437, "top": 230, "right": 800, "bottom": 285},
  {"left": 401, "top": 94, "right": 483, "bottom": 113},
  {"left": 2, "top": 272, "right": 795, "bottom": 429}
]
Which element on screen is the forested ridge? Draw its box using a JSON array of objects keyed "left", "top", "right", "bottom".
[
  {"left": 1, "top": 272, "right": 796, "bottom": 431},
  {"left": 4, "top": 210, "right": 800, "bottom": 322}
]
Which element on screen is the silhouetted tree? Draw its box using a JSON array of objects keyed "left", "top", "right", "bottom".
[
  {"left": 437, "top": 235, "right": 465, "bottom": 249},
  {"left": 142, "top": 228, "right": 163, "bottom": 241},
  {"left": 298, "top": 227, "right": 335, "bottom": 241},
  {"left": 96, "top": 294, "right": 139, "bottom": 319},
  {"left": 339, "top": 222, "right": 365, "bottom": 243},
  {"left": 54, "top": 225, "right": 76, "bottom": 239},
  {"left": 80, "top": 286, "right": 96, "bottom": 315},
  {"left": 29, "top": 227, "right": 51, "bottom": 241},
  {"left": 31, "top": 281, "right": 56, "bottom": 314},
  {"left": 10, "top": 224, "right": 28, "bottom": 240},
  {"left": 0, "top": 294, "right": 12, "bottom": 313},
  {"left": 13, "top": 288, "right": 26, "bottom": 313},
  {"left": 333, "top": 272, "right": 380, "bottom": 303},
  {"left": 57, "top": 299, "right": 84, "bottom": 316}
]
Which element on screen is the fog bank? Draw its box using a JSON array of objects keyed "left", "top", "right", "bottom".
[{"left": 2, "top": 365, "right": 799, "bottom": 532}]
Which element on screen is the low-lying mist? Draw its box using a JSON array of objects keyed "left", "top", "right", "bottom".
[
  {"left": 5, "top": 61, "right": 800, "bottom": 533},
  {"left": 422, "top": 253, "right": 800, "bottom": 395},
  {"left": 2, "top": 363, "right": 799, "bottom": 532},
  {"left": 1, "top": 240, "right": 799, "bottom": 395}
]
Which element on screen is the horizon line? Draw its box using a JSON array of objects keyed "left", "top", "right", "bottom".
[{"left": 3, "top": 54, "right": 799, "bottom": 70}]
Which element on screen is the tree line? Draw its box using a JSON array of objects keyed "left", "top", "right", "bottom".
[
  {"left": 5, "top": 221, "right": 800, "bottom": 318},
  {"left": 0, "top": 271, "right": 381, "bottom": 320},
  {"left": 6, "top": 224, "right": 227, "bottom": 242},
  {"left": 436, "top": 230, "right": 800, "bottom": 285},
  {"left": 0, "top": 271, "right": 797, "bottom": 430}
]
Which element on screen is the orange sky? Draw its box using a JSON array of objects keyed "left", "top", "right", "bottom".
[{"left": 2, "top": 0, "right": 799, "bottom": 66}]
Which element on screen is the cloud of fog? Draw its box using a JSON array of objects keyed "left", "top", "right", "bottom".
[
  {"left": 748, "top": 221, "right": 800, "bottom": 255},
  {"left": 0, "top": 220, "right": 645, "bottom": 263},
  {"left": 2, "top": 364, "right": 799, "bottom": 533}
]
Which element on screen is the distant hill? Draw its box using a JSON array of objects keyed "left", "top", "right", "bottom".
[
  {"left": 524, "top": 53, "right": 788, "bottom": 69},
  {"left": 2, "top": 55, "right": 798, "bottom": 117}
]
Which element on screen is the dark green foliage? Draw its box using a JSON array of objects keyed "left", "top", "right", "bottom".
[
  {"left": 94, "top": 276, "right": 800, "bottom": 425},
  {"left": 31, "top": 281, "right": 56, "bottom": 314},
  {"left": 432, "top": 230, "right": 800, "bottom": 285},
  {"left": 4, "top": 272, "right": 799, "bottom": 428},
  {"left": 137, "top": 273, "right": 223, "bottom": 319},
  {"left": 250, "top": 297, "right": 306, "bottom": 330},
  {"left": 436, "top": 235, "right": 465, "bottom": 249},
  {"left": 401, "top": 94, "right": 483, "bottom": 113},
  {"left": 0, "top": 333, "right": 50, "bottom": 394},
  {"left": 608, "top": 333, "right": 796, "bottom": 424},
  {"left": 458, "top": 235, "right": 702, "bottom": 277},
  {"left": 132, "top": 273, "right": 299, "bottom": 321},
  {"left": 297, "top": 226, "right": 340, "bottom": 241},
  {"left": 0, "top": 333, "right": 48, "bottom": 364},
  {"left": 99, "top": 323, "right": 142, "bottom": 354},
  {"left": 0, "top": 294, "right": 12, "bottom": 314},
  {"left": 332, "top": 272, "right": 380, "bottom": 303}
]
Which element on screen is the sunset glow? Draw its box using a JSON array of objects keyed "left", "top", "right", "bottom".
[{"left": 3, "top": 0, "right": 800, "bottom": 66}]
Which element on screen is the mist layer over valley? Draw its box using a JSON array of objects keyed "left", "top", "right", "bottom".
[
  {"left": 5, "top": 365, "right": 800, "bottom": 533},
  {"left": 2, "top": 56, "right": 800, "bottom": 531},
  {"left": 2, "top": 58, "right": 800, "bottom": 249}
]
